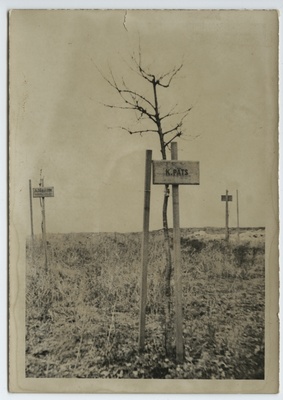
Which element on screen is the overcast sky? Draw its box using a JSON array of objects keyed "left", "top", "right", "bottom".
[{"left": 9, "top": 10, "right": 278, "bottom": 234}]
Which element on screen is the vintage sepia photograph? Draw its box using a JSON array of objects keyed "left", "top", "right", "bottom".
[{"left": 8, "top": 9, "right": 279, "bottom": 393}]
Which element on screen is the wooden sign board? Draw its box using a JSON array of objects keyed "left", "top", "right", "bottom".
[
  {"left": 33, "top": 187, "right": 54, "bottom": 198},
  {"left": 152, "top": 161, "right": 199, "bottom": 185},
  {"left": 221, "top": 195, "right": 232, "bottom": 201}
]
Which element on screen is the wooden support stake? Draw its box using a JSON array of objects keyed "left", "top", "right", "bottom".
[
  {"left": 171, "top": 142, "right": 184, "bottom": 363},
  {"left": 29, "top": 179, "right": 34, "bottom": 240},
  {"left": 237, "top": 189, "right": 240, "bottom": 241},
  {"left": 139, "top": 149, "right": 152, "bottom": 351},
  {"left": 40, "top": 178, "right": 48, "bottom": 271},
  {"left": 225, "top": 189, "right": 229, "bottom": 241}
]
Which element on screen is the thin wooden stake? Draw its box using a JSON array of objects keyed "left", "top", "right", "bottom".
[
  {"left": 237, "top": 189, "right": 240, "bottom": 241},
  {"left": 40, "top": 178, "right": 48, "bottom": 271},
  {"left": 225, "top": 189, "right": 229, "bottom": 241},
  {"left": 171, "top": 142, "right": 184, "bottom": 363},
  {"left": 139, "top": 149, "right": 152, "bottom": 351},
  {"left": 29, "top": 179, "right": 34, "bottom": 240}
]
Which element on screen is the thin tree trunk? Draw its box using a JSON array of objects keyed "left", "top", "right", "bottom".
[
  {"left": 162, "top": 184, "right": 173, "bottom": 354},
  {"left": 152, "top": 80, "right": 174, "bottom": 354},
  {"left": 104, "top": 58, "right": 188, "bottom": 358}
]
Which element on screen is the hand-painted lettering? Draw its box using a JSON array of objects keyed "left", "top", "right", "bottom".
[{"left": 165, "top": 167, "right": 189, "bottom": 177}]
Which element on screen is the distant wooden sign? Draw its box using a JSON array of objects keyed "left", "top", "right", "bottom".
[
  {"left": 221, "top": 194, "right": 232, "bottom": 201},
  {"left": 33, "top": 187, "right": 54, "bottom": 198},
  {"left": 152, "top": 160, "right": 199, "bottom": 185}
]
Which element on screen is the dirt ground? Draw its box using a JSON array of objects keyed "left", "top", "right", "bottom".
[{"left": 26, "top": 227, "right": 265, "bottom": 379}]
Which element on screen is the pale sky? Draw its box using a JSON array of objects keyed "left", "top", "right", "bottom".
[{"left": 9, "top": 10, "right": 278, "bottom": 234}]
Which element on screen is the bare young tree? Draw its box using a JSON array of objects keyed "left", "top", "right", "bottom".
[{"left": 102, "top": 51, "right": 192, "bottom": 355}]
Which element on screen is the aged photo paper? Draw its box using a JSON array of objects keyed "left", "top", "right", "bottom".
[{"left": 8, "top": 9, "right": 279, "bottom": 393}]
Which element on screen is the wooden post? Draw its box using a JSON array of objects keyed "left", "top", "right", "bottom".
[
  {"left": 171, "top": 142, "right": 184, "bottom": 363},
  {"left": 29, "top": 179, "right": 34, "bottom": 240},
  {"left": 40, "top": 178, "right": 48, "bottom": 271},
  {"left": 225, "top": 189, "right": 229, "bottom": 241},
  {"left": 139, "top": 150, "right": 152, "bottom": 351},
  {"left": 236, "top": 189, "right": 240, "bottom": 241}
]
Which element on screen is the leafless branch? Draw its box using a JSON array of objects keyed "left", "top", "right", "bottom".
[
  {"left": 118, "top": 87, "right": 155, "bottom": 111},
  {"left": 102, "top": 101, "right": 156, "bottom": 123},
  {"left": 120, "top": 127, "right": 158, "bottom": 135},
  {"left": 129, "top": 51, "right": 155, "bottom": 84},
  {"left": 97, "top": 64, "right": 157, "bottom": 123},
  {"left": 101, "top": 74, "right": 156, "bottom": 123},
  {"left": 157, "top": 64, "right": 183, "bottom": 88},
  {"left": 102, "top": 102, "right": 136, "bottom": 110},
  {"left": 160, "top": 106, "right": 192, "bottom": 122},
  {"left": 163, "top": 124, "right": 182, "bottom": 136},
  {"left": 168, "top": 103, "right": 178, "bottom": 113},
  {"left": 164, "top": 132, "right": 182, "bottom": 148}
]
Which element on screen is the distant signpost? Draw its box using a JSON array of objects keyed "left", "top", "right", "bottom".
[
  {"left": 221, "top": 190, "right": 232, "bottom": 241},
  {"left": 33, "top": 187, "right": 54, "bottom": 198},
  {"left": 33, "top": 179, "right": 54, "bottom": 271},
  {"left": 139, "top": 142, "right": 199, "bottom": 363},
  {"left": 221, "top": 194, "right": 232, "bottom": 202}
]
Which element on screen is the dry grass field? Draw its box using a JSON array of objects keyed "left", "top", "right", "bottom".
[{"left": 26, "top": 227, "right": 265, "bottom": 379}]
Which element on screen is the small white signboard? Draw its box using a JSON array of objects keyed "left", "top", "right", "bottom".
[{"left": 33, "top": 187, "right": 54, "bottom": 198}]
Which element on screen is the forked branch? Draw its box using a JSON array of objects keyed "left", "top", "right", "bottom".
[
  {"left": 156, "top": 64, "right": 183, "bottom": 87},
  {"left": 120, "top": 127, "right": 158, "bottom": 135}
]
